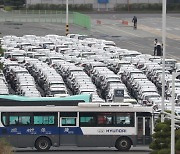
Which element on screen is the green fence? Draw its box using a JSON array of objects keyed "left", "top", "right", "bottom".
[{"left": 73, "top": 12, "right": 91, "bottom": 30}]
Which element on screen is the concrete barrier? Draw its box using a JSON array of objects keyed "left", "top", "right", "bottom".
[
  {"left": 97, "top": 20, "right": 101, "bottom": 25},
  {"left": 122, "top": 20, "right": 128, "bottom": 25}
]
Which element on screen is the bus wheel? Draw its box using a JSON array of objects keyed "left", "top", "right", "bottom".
[
  {"left": 115, "top": 137, "right": 131, "bottom": 151},
  {"left": 35, "top": 137, "right": 51, "bottom": 151}
]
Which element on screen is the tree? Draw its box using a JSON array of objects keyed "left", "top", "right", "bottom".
[
  {"left": 150, "top": 118, "right": 180, "bottom": 154},
  {"left": 13, "top": 0, "right": 25, "bottom": 9},
  {"left": 3, "top": 0, "right": 25, "bottom": 8}
]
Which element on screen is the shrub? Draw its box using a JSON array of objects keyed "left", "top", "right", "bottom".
[
  {"left": 175, "top": 129, "right": 180, "bottom": 140},
  {"left": 27, "top": 3, "right": 93, "bottom": 11},
  {"left": 150, "top": 151, "right": 158, "bottom": 154},
  {"left": 158, "top": 149, "right": 170, "bottom": 154},
  {"left": 114, "top": 3, "right": 180, "bottom": 12},
  {"left": 0, "top": 138, "right": 13, "bottom": 154},
  {"left": 150, "top": 120, "right": 171, "bottom": 152},
  {"left": 176, "top": 139, "right": 180, "bottom": 151},
  {"left": 4, "top": 6, "right": 13, "bottom": 11}
]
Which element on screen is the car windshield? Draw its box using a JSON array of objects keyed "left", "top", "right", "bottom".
[{"left": 51, "top": 90, "right": 66, "bottom": 95}]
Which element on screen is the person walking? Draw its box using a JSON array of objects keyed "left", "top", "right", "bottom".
[
  {"left": 156, "top": 42, "right": 162, "bottom": 56},
  {"left": 154, "top": 39, "right": 162, "bottom": 56},
  {"left": 132, "top": 16, "right": 137, "bottom": 29},
  {"left": 154, "top": 38, "right": 158, "bottom": 56}
]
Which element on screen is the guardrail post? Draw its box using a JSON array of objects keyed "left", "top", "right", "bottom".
[
  {"left": 45, "top": 10, "right": 46, "bottom": 23},
  {"left": 51, "top": 10, "right": 53, "bottom": 23},
  {"left": 26, "top": 9, "right": 27, "bottom": 22},
  {"left": 39, "top": 10, "right": 40, "bottom": 22},
  {"left": 56, "top": 10, "right": 57, "bottom": 23},
  {"left": 19, "top": 10, "right": 20, "bottom": 22}
]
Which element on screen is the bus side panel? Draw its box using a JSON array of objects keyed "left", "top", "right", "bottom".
[
  {"left": 77, "top": 135, "right": 135, "bottom": 147},
  {"left": 77, "top": 135, "right": 113, "bottom": 147},
  {"left": 0, "top": 127, "right": 60, "bottom": 148},
  {"left": 17, "top": 135, "right": 59, "bottom": 148},
  {"left": 77, "top": 127, "right": 137, "bottom": 147}
]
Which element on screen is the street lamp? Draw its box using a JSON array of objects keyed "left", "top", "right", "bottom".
[
  {"left": 66, "top": 0, "right": 69, "bottom": 35},
  {"left": 161, "top": 0, "right": 167, "bottom": 123}
]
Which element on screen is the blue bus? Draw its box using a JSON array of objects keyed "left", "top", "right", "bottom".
[{"left": 0, "top": 102, "right": 154, "bottom": 151}]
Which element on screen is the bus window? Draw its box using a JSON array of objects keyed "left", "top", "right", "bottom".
[
  {"left": 116, "top": 113, "right": 134, "bottom": 127},
  {"left": 9, "top": 116, "right": 31, "bottom": 125},
  {"left": 34, "top": 116, "right": 55, "bottom": 125},
  {"left": 97, "top": 113, "right": 113, "bottom": 126},
  {"left": 61, "top": 118, "right": 76, "bottom": 126},
  {"left": 33, "top": 112, "right": 57, "bottom": 125},
  {"left": 79, "top": 112, "right": 96, "bottom": 127},
  {"left": 9, "top": 116, "right": 18, "bottom": 125},
  {"left": 19, "top": 116, "right": 30, "bottom": 125}
]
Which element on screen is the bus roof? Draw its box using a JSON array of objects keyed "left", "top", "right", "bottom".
[
  {"left": 0, "top": 104, "right": 153, "bottom": 113},
  {"left": 0, "top": 94, "right": 90, "bottom": 101},
  {"left": 0, "top": 94, "right": 91, "bottom": 106}
]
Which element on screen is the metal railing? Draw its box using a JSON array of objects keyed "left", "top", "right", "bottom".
[
  {"left": 0, "top": 10, "right": 74, "bottom": 23},
  {"left": 0, "top": 10, "right": 91, "bottom": 30}
]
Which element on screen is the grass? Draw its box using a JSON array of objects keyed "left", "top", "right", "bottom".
[{"left": 0, "top": 138, "right": 13, "bottom": 154}]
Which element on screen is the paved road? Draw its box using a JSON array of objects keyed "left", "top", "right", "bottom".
[
  {"left": 0, "top": 13, "right": 179, "bottom": 61},
  {"left": 14, "top": 146, "right": 151, "bottom": 154},
  {"left": 89, "top": 13, "right": 180, "bottom": 61}
]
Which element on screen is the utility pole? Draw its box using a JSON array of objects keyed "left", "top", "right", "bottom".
[
  {"left": 161, "top": 0, "right": 167, "bottom": 123},
  {"left": 127, "top": 0, "right": 130, "bottom": 12}
]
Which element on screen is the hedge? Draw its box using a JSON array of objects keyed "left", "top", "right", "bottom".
[
  {"left": 27, "top": 4, "right": 93, "bottom": 11},
  {"left": 114, "top": 3, "right": 180, "bottom": 12}
]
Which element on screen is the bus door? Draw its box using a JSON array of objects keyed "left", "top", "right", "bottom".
[
  {"left": 136, "top": 115, "right": 151, "bottom": 145},
  {"left": 59, "top": 112, "right": 79, "bottom": 146}
]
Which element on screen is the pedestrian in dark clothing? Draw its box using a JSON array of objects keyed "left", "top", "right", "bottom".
[
  {"left": 132, "top": 16, "right": 137, "bottom": 29},
  {"left": 154, "top": 38, "right": 158, "bottom": 56},
  {"left": 156, "top": 43, "right": 162, "bottom": 56}
]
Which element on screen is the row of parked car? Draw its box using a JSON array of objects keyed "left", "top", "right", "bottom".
[
  {"left": 24, "top": 58, "right": 69, "bottom": 97},
  {"left": 53, "top": 60, "right": 104, "bottom": 102},
  {"left": 0, "top": 70, "right": 9, "bottom": 95},
  {"left": 0, "top": 34, "right": 180, "bottom": 110},
  {"left": 3, "top": 60, "right": 41, "bottom": 97}
]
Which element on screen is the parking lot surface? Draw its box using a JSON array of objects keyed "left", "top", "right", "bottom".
[{"left": 0, "top": 13, "right": 179, "bottom": 60}]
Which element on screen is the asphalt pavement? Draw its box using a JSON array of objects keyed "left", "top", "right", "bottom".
[
  {"left": 0, "top": 13, "right": 179, "bottom": 61},
  {"left": 14, "top": 146, "right": 151, "bottom": 154}
]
